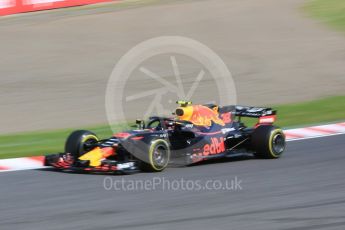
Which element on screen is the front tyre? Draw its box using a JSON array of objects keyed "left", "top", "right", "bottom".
[
  {"left": 139, "top": 139, "right": 170, "bottom": 172},
  {"left": 251, "top": 125, "right": 285, "bottom": 159},
  {"left": 65, "top": 130, "right": 99, "bottom": 159}
]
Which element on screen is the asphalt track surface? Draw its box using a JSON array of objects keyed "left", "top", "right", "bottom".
[
  {"left": 1, "top": 0, "right": 345, "bottom": 133},
  {"left": 0, "top": 134, "right": 344, "bottom": 230}
]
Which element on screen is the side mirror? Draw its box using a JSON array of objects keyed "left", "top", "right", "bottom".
[{"left": 136, "top": 119, "right": 145, "bottom": 129}]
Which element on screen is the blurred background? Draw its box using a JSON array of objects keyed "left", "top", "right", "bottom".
[
  {"left": 1, "top": 1, "right": 345, "bottom": 230},
  {"left": 0, "top": 0, "right": 344, "bottom": 157}
]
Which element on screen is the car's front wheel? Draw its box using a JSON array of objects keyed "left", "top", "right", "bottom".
[{"left": 65, "top": 130, "right": 99, "bottom": 159}]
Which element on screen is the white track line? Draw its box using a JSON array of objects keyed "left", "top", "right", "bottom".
[
  {"left": 0, "top": 157, "right": 46, "bottom": 172},
  {"left": 286, "top": 132, "right": 345, "bottom": 142}
]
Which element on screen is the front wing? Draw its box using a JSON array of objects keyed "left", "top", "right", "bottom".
[{"left": 44, "top": 153, "right": 139, "bottom": 174}]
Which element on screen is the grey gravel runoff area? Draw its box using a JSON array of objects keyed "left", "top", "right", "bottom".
[{"left": 0, "top": 0, "right": 344, "bottom": 134}]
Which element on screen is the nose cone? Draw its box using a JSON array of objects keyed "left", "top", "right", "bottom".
[{"left": 176, "top": 106, "right": 193, "bottom": 121}]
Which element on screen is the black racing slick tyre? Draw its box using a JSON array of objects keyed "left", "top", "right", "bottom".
[
  {"left": 65, "top": 130, "right": 99, "bottom": 159},
  {"left": 251, "top": 125, "right": 285, "bottom": 159},
  {"left": 139, "top": 139, "right": 170, "bottom": 172}
]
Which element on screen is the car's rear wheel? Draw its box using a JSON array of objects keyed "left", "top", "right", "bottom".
[
  {"left": 251, "top": 125, "right": 285, "bottom": 159},
  {"left": 139, "top": 139, "right": 170, "bottom": 172},
  {"left": 65, "top": 130, "right": 99, "bottom": 159}
]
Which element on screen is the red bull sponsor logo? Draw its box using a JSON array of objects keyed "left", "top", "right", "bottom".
[{"left": 177, "top": 105, "right": 225, "bottom": 127}]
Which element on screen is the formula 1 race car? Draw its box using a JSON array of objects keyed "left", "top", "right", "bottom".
[{"left": 44, "top": 101, "right": 286, "bottom": 174}]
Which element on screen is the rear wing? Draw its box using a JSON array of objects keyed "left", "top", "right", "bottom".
[
  {"left": 233, "top": 106, "right": 277, "bottom": 124},
  {"left": 234, "top": 106, "right": 276, "bottom": 118}
]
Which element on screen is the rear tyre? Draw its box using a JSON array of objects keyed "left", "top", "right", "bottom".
[
  {"left": 251, "top": 125, "right": 285, "bottom": 159},
  {"left": 65, "top": 130, "right": 99, "bottom": 159},
  {"left": 139, "top": 139, "right": 170, "bottom": 172}
]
